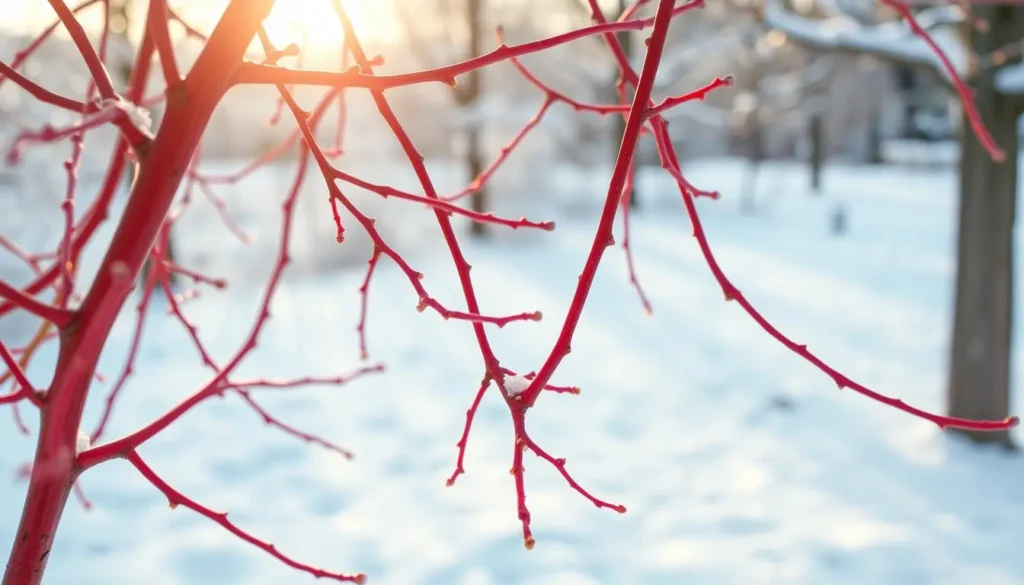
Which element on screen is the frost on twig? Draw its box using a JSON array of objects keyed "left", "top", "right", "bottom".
[
  {"left": 98, "top": 97, "right": 153, "bottom": 135},
  {"left": 75, "top": 429, "right": 91, "bottom": 455},
  {"left": 503, "top": 373, "right": 530, "bottom": 399}
]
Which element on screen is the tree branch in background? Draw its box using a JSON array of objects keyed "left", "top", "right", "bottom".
[{"left": 762, "top": 0, "right": 1004, "bottom": 160}]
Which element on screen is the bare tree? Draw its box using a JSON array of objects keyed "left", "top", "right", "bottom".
[{"left": 765, "top": 0, "right": 1024, "bottom": 447}]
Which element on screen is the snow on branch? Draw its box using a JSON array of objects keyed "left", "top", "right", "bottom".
[
  {"left": 764, "top": 0, "right": 1005, "bottom": 159},
  {"left": 762, "top": 0, "right": 967, "bottom": 83}
]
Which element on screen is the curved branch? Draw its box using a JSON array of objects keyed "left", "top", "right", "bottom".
[{"left": 763, "top": 0, "right": 965, "bottom": 85}]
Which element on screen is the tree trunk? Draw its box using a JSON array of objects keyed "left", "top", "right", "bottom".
[
  {"left": 467, "top": 125, "right": 487, "bottom": 236},
  {"left": 868, "top": 103, "right": 884, "bottom": 165},
  {"left": 809, "top": 112, "right": 824, "bottom": 193},
  {"left": 946, "top": 5, "right": 1023, "bottom": 447},
  {"left": 741, "top": 118, "right": 763, "bottom": 214},
  {"left": 464, "top": 0, "right": 487, "bottom": 237}
]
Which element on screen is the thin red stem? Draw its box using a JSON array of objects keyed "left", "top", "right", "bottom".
[
  {"left": 234, "top": 389, "right": 354, "bottom": 459},
  {"left": 445, "top": 375, "right": 490, "bottom": 487},
  {"left": 46, "top": 0, "right": 118, "bottom": 100},
  {"left": 124, "top": 450, "right": 365, "bottom": 583},
  {"left": 356, "top": 247, "right": 381, "bottom": 360},
  {"left": 0, "top": 280, "right": 73, "bottom": 327}
]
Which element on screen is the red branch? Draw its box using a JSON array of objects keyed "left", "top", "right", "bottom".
[
  {"left": 0, "top": 280, "right": 73, "bottom": 327},
  {"left": 356, "top": 247, "right": 382, "bottom": 360},
  {"left": 880, "top": 0, "right": 1004, "bottom": 162},
  {"left": 3, "top": 1, "right": 1017, "bottom": 583},
  {"left": 233, "top": 389, "right": 354, "bottom": 459},
  {"left": 124, "top": 450, "right": 366, "bottom": 583},
  {"left": 445, "top": 375, "right": 490, "bottom": 487}
]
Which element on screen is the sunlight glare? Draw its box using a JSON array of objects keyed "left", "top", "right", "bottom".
[{"left": 263, "top": 0, "right": 381, "bottom": 48}]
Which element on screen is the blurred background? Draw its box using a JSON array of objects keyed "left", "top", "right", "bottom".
[{"left": 3, "top": 1, "right": 1024, "bottom": 584}]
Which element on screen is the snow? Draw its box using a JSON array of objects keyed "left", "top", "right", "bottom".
[
  {"left": 503, "top": 374, "right": 531, "bottom": 398},
  {"left": 996, "top": 63, "right": 1024, "bottom": 96},
  {"left": 3, "top": 156, "right": 1024, "bottom": 584},
  {"left": 763, "top": 1, "right": 967, "bottom": 80},
  {"left": 761, "top": 0, "right": 1024, "bottom": 96},
  {"left": 101, "top": 97, "right": 154, "bottom": 135},
  {"left": 76, "top": 430, "right": 92, "bottom": 455}
]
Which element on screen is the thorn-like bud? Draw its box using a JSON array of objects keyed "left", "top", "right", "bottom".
[
  {"left": 354, "top": 574, "right": 368, "bottom": 585},
  {"left": 168, "top": 500, "right": 179, "bottom": 510},
  {"left": 615, "top": 505, "right": 627, "bottom": 513},
  {"left": 445, "top": 77, "right": 458, "bottom": 88},
  {"left": 445, "top": 478, "right": 455, "bottom": 487},
  {"left": 530, "top": 311, "right": 542, "bottom": 321},
  {"left": 524, "top": 536, "right": 536, "bottom": 550},
  {"left": 554, "top": 458, "right": 566, "bottom": 466}
]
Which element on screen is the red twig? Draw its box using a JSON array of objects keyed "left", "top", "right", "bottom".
[
  {"left": 90, "top": 266, "right": 159, "bottom": 442},
  {"left": 45, "top": 0, "right": 118, "bottom": 100},
  {"left": 163, "top": 261, "right": 226, "bottom": 289},
  {"left": 505, "top": 0, "right": 678, "bottom": 547},
  {"left": 0, "top": 338, "right": 40, "bottom": 406},
  {"left": 444, "top": 98, "right": 553, "bottom": 202},
  {"left": 333, "top": 167, "right": 555, "bottom": 230},
  {"left": 0, "top": 280, "right": 73, "bottom": 327},
  {"left": 445, "top": 375, "right": 490, "bottom": 487},
  {"left": 124, "top": 450, "right": 365, "bottom": 583},
  {"left": 0, "top": 0, "right": 103, "bottom": 94},
  {"left": 356, "top": 247, "right": 381, "bottom": 360},
  {"left": 619, "top": 155, "right": 652, "bottom": 314},
  {"left": 230, "top": 365, "right": 386, "bottom": 391},
  {"left": 148, "top": 0, "right": 182, "bottom": 86},
  {"left": 646, "top": 75, "right": 734, "bottom": 117},
  {"left": 195, "top": 181, "right": 253, "bottom": 244},
  {"left": 0, "top": 61, "right": 89, "bottom": 113},
  {"left": 573, "top": 0, "right": 1016, "bottom": 432},
  {"left": 521, "top": 432, "right": 625, "bottom": 513},
  {"left": 232, "top": 7, "right": 696, "bottom": 91},
  {"left": 72, "top": 482, "right": 93, "bottom": 511},
  {"left": 880, "top": 0, "right": 1004, "bottom": 162},
  {"left": 233, "top": 389, "right": 354, "bottom": 459}
]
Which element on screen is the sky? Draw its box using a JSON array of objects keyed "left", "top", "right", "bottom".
[{"left": 0, "top": 1, "right": 399, "bottom": 46}]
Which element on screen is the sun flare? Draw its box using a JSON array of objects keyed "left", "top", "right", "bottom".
[{"left": 262, "top": 0, "right": 383, "bottom": 48}]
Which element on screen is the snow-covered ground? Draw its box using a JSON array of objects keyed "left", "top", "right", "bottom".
[{"left": 2, "top": 156, "right": 1024, "bottom": 585}]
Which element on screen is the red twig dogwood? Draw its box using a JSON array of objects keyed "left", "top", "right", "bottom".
[{"left": 0, "top": 1, "right": 1016, "bottom": 584}]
